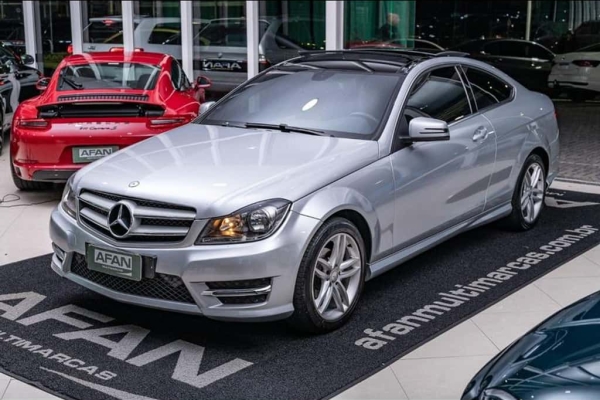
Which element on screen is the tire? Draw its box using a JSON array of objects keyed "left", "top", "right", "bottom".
[
  {"left": 504, "top": 154, "right": 546, "bottom": 231},
  {"left": 288, "top": 217, "right": 366, "bottom": 333},
  {"left": 10, "top": 155, "right": 52, "bottom": 191}
]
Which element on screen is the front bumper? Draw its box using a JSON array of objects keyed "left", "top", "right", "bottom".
[{"left": 49, "top": 206, "right": 320, "bottom": 322}]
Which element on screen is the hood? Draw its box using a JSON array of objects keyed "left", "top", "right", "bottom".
[
  {"left": 74, "top": 124, "right": 379, "bottom": 218},
  {"left": 463, "top": 291, "right": 600, "bottom": 400}
]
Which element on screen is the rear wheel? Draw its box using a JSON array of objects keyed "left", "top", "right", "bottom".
[
  {"left": 504, "top": 154, "right": 546, "bottom": 231},
  {"left": 288, "top": 218, "right": 366, "bottom": 333},
  {"left": 10, "top": 155, "right": 52, "bottom": 191}
]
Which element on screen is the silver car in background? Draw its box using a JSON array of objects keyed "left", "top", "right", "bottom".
[
  {"left": 50, "top": 50, "right": 559, "bottom": 333},
  {"left": 194, "top": 17, "right": 324, "bottom": 95}
]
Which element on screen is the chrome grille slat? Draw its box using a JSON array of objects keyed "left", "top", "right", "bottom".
[
  {"left": 77, "top": 189, "right": 196, "bottom": 244},
  {"left": 79, "top": 192, "right": 116, "bottom": 211},
  {"left": 131, "top": 225, "right": 190, "bottom": 236},
  {"left": 80, "top": 208, "right": 109, "bottom": 229},
  {"left": 133, "top": 205, "right": 195, "bottom": 220}
]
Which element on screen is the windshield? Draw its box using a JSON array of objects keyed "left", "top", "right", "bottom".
[
  {"left": 58, "top": 62, "right": 161, "bottom": 91},
  {"left": 200, "top": 68, "right": 404, "bottom": 139}
]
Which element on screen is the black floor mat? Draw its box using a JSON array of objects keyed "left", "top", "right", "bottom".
[{"left": 0, "top": 189, "right": 599, "bottom": 400}]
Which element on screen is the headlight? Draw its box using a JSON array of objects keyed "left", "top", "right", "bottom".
[
  {"left": 196, "top": 199, "right": 291, "bottom": 244},
  {"left": 61, "top": 177, "right": 77, "bottom": 219},
  {"left": 481, "top": 389, "right": 517, "bottom": 400}
]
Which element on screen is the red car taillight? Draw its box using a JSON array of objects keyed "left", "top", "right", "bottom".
[
  {"left": 17, "top": 119, "right": 50, "bottom": 129},
  {"left": 148, "top": 117, "right": 187, "bottom": 128},
  {"left": 572, "top": 60, "right": 600, "bottom": 67}
]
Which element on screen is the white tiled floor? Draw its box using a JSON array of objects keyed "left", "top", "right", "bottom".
[{"left": 1, "top": 147, "right": 600, "bottom": 400}]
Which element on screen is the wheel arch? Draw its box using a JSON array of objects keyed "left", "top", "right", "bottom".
[
  {"left": 292, "top": 188, "right": 382, "bottom": 265},
  {"left": 529, "top": 147, "right": 549, "bottom": 176}
]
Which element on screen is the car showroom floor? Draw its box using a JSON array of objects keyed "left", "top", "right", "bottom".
[{"left": 0, "top": 148, "right": 599, "bottom": 399}]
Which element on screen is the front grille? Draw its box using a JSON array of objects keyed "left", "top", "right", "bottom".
[
  {"left": 70, "top": 253, "right": 195, "bottom": 304},
  {"left": 78, "top": 190, "right": 196, "bottom": 244}
]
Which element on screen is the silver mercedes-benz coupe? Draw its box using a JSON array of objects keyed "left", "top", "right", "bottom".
[{"left": 50, "top": 50, "right": 559, "bottom": 332}]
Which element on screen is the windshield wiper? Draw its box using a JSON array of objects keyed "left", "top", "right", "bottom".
[
  {"left": 60, "top": 76, "right": 83, "bottom": 90},
  {"left": 244, "top": 122, "right": 328, "bottom": 136},
  {"left": 58, "top": 68, "right": 83, "bottom": 90}
]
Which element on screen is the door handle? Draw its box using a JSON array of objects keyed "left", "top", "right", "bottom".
[{"left": 473, "top": 126, "right": 488, "bottom": 141}]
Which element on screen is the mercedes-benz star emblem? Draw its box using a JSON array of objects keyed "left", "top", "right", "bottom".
[
  {"left": 129, "top": 181, "right": 140, "bottom": 188},
  {"left": 107, "top": 202, "right": 134, "bottom": 238}
]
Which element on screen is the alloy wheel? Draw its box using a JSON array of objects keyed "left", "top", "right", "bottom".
[
  {"left": 311, "top": 233, "right": 362, "bottom": 321},
  {"left": 520, "top": 162, "right": 545, "bottom": 224}
]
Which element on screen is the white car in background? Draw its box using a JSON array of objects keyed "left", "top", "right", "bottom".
[
  {"left": 548, "top": 43, "right": 600, "bottom": 102},
  {"left": 83, "top": 16, "right": 209, "bottom": 60}
]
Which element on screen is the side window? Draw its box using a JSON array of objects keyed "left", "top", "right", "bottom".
[
  {"left": 170, "top": 60, "right": 182, "bottom": 90},
  {"left": 463, "top": 67, "right": 512, "bottom": 110},
  {"left": 487, "top": 41, "right": 526, "bottom": 58},
  {"left": 528, "top": 44, "right": 552, "bottom": 60},
  {"left": 406, "top": 66, "right": 472, "bottom": 124}
]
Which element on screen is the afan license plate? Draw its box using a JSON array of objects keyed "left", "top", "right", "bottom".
[
  {"left": 86, "top": 244, "right": 142, "bottom": 281},
  {"left": 72, "top": 146, "right": 118, "bottom": 163}
]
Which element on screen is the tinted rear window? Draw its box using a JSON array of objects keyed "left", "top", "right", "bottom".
[{"left": 58, "top": 62, "right": 161, "bottom": 91}]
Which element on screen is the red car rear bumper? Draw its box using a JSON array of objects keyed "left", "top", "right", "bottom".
[{"left": 11, "top": 118, "right": 178, "bottom": 182}]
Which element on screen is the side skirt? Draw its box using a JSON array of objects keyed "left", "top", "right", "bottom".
[{"left": 367, "top": 202, "right": 512, "bottom": 281}]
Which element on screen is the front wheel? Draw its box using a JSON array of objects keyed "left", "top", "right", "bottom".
[
  {"left": 288, "top": 218, "right": 366, "bottom": 333},
  {"left": 505, "top": 154, "right": 546, "bottom": 231}
]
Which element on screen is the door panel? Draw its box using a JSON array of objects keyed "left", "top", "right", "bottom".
[
  {"left": 391, "top": 115, "right": 496, "bottom": 248},
  {"left": 390, "top": 66, "right": 497, "bottom": 250}
]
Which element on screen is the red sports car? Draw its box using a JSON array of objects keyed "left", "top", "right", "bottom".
[{"left": 10, "top": 51, "right": 211, "bottom": 190}]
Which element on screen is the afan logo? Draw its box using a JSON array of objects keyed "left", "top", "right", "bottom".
[
  {"left": 202, "top": 60, "right": 242, "bottom": 71},
  {"left": 94, "top": 249, "right": 132, "bottom": 273},
  {"left": 0, "top": 293, "right": 253, "bottom": 395},
  {"left": 79, "top": 148, "right": 114, "bottom": 159}
]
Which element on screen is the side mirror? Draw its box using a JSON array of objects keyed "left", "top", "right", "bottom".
[
  {"left": 199, "top": 101, "right": 216, "bottom": 114},
  {"left": 195, "top": 75, "right": 212, "bottom": 89},
  {"left": 36, "top": 77, "right": 51, "bottom": 91},
  {"left": 403, "top": 117, "right": 450, "bottom": 142},
  {"left": 22, "top": 54, "right": 35, "bottom": 66}
]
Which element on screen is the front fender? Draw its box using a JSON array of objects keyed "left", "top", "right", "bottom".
[{"left": 290, "top": 157, "right": 395, "bottom": 264}]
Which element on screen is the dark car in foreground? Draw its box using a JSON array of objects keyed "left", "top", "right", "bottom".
[
  {"left": 452, "top": 38, "right": 555, "bottom": 93},
  {"left": 463, "top": 289, "right": 600, "bottom": 400}
]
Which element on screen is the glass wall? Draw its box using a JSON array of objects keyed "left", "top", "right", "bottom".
[
  {"left": 82, "top": 1, "right": 124, "bottom": 51},
  {"left": 132, "top": 0, "right": 182, "bottom": 60},
  {"left": 191, "top": 1, "right": 324, "bottom": 99},
  {"left": 0, "top": 0, "right": 25, "bottom": 55},
  {"left": 39, "top": 0, "right": 71, "bottom": 76},
  {"left": 192, "top": 1, "right": 247, "bottom": 99}
]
